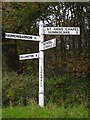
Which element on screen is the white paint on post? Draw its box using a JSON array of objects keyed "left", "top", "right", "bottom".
[{"left": 39, "top": 21, "right": 44, "bottom": 107}]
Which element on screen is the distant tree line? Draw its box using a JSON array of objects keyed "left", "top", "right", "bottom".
[{"left": 2, "top": 2, "right": 90, "bottom": 77}]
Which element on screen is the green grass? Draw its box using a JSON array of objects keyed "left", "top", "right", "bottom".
[
  {"left": 2, "top": 104, "right": 88, "bottom": 118},
  {"left": 0, "top": 108, "right": 2, "bottom": 120}
]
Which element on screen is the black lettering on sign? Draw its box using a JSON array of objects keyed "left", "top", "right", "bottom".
[
  {"left": 29, "top": 36, "right": 32, "bottom": 39},
  {"left": 25, "top": 55, "right": 29, "bottom": 58},
  {"left": 63, "top": 31, "right": 70, "bottom": 34},
  {"left": 40, "top": 66, "right": 43, "bottom": 87},
  {"left": 45, "top": 45, "right": 52, "bottom": 49},
  {"left": 47, "top": 28, "right": 51, "bottom": 31},
  {"left": 58, "top": 31, "right": 62, "bottom": 34},
  {"left": 34, "top": 37, "right": 37, "bottom": 39},
  {"left": 54, "top": 27, "right": 63, "bottom": 31},
  {"left": 29, "top": 55, "right": 34, "bottom": 57},
  {"left": 76, "top": 31, "right": 78, "bottom": 34}
]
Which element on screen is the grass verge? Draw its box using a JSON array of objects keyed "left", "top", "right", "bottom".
[{"left": 2, "top": 104, "right": 88, "bottom": 118}]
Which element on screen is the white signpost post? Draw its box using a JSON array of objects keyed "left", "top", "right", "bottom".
[
  {"left": 5, "top": 20, "right": 80, "bottom": 107},
  {"left": 39, "top": 21, "right": 44, "bottom": 107}
]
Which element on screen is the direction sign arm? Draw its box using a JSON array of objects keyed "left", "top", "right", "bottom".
[{"left": 5, "top": 33, "right": 40, "bottom": 41}]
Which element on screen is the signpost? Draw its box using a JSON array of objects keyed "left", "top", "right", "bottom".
[{"left": 5, "top": 20, "right": 80, "bottom": 107}]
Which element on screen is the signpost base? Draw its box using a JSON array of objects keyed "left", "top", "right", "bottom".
[{"left": 39, "top": 93, "right": 44, "bottom": 107}]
